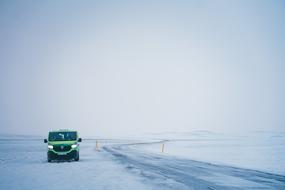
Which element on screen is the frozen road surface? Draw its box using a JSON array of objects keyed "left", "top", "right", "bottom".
[{"left": 0, "top": 139, "right": 284, "bottom": 190}]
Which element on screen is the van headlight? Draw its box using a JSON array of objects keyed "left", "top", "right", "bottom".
[
  {"left": 71, "top": 144, "right": 78, "bottom": 149},
  {"left": 48, "top": 145, "right": 53, "bottom": 149}
]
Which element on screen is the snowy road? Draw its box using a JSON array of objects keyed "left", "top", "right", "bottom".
[
  {"left": 105, "top": 142, "right": 285, "bottom": 190},
  {"left": 0, "top": 139, "right": 284, "bottom": 190}
]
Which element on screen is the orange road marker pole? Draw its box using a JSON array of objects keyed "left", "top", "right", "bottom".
[
  {"left": 161, "top": 143, "right": 164, "bottom": 153},
  {"left": 96, "top": 140, "right": 99, "bottom": 151}
]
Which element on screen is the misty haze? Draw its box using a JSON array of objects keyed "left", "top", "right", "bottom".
[{"left": 0, "top": 0, "right": 285, "bottom": 190}]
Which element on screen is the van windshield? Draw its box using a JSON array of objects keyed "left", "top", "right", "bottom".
[{"left": 48, "top": 132, "right": 77, "bottom": 141}]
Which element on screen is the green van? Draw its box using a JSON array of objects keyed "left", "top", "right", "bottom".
[{"left": 44, "top": 130, "right": 82, "bottom": 162}]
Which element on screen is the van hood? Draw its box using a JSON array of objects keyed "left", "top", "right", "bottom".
[{"left": 48, "top": 140, "right": 77, "bottom": 145}]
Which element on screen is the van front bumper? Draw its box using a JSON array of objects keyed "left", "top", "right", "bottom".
[{"left": 48, "top": 150, "right": 78, "bottom": 160}]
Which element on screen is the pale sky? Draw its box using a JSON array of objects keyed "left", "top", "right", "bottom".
[{"left": 0, "top": 0, "right": 285, "bottom": 137}]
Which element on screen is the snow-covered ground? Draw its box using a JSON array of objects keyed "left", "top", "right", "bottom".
[
  {"left": 133, "top": 131, "right": 285, "bottom": 175},
  {"left": 0, "top": 139, "right": 161, "bottom": 190},
  {"left": 0, "top": 132, "right": 285, "bottom": 190}
]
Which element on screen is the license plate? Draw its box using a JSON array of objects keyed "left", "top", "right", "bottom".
[{"left": 57, "top": 152, "right": 67, "bottom": 155}]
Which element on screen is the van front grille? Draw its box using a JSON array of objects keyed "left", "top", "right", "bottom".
[{"left": 53, "top": 145, "right": 71, "bottom": 152}]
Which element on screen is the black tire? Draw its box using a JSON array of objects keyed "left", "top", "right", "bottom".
[
  {"left": 74, "top": 152, "right": 79, "bottom": 161},
  {"left": 47, "top": 153, "right": 51, "bottom": 162}
]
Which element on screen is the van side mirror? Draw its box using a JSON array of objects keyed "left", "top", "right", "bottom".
[
  {"left": 44, "top": 139, "right": 48, "bottom": 143},
  {"left": 78, "top": 138, "right": 82, "bottom": 142}
]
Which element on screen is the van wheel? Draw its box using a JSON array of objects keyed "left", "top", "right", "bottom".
[
  {"left": 75, "top": 153, "right": 79, "bottom": 161},
  {"left": 47, "top": 154, "right": 51, "bottom": 162}
]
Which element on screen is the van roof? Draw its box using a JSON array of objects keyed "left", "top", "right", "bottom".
[{"left": 49, "top": 129, "right": 77, "bottom": 133}]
